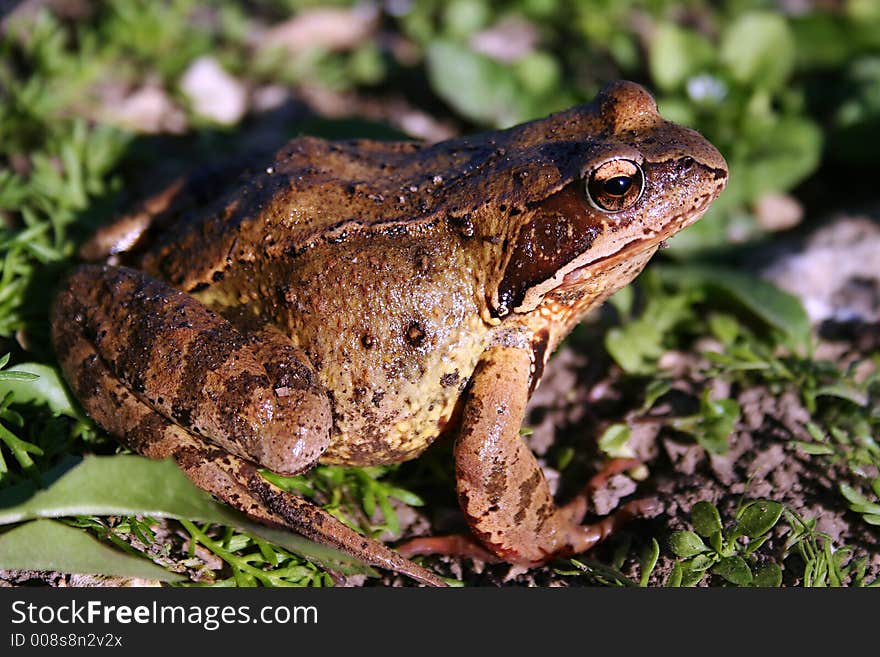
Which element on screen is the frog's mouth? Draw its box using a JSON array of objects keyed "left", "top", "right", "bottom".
[{"left": 557, "top": 197, "right": 713, "bottom": 290}]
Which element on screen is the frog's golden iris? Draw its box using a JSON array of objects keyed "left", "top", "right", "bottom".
[{"left": 585, "top": 158, "right": 645, "bottom": 212}]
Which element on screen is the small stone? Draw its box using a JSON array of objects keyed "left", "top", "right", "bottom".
[
  {"left": 179, "top": 56, "right": 248, "bottom": 126},
  {"left": 251, "top": 84, "right": 290, "bottom": 112},
  {"left": 755, "top": 193, "right": 803, "bottom": 232},
  {"left": 470, "top": 17, "right": 539, "bottom": 62},
  {"left": 101, "top": 84, "right": 187, "bottom": 134},
  {"left": 258, "top": 5, "right": 378, "bottom": 54}
]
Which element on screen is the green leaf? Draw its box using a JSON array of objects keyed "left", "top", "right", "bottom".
[
  {"left": 0, "top": 363, "right": 84, "bottom": 419},
  {"left": 739, "top": 117, "right": 823, "bottom": 200},
  {"left": 604, "top": 325, "right": 662, "bottom": 374},
  {"left": 793, "top": 442, "right": 836, "bottom": 456},
  {"left": 670, "top": 389, "right": 739, "bottom": 455},
  {"left": 736, "top": 500, "right": 784, "bottom": 538},
  {"left": 688, "top": 553, "right": 716, "bottom": 572},
  {"left": 692, "top": 501, "right": 723, "bottom": 537},
  {"left": 713, "top": 555, "right": 753, "bottom": 586},
  {"left": 640, "top": 379, "right": 672, "bottom": 413},
  {"left": 649, "top": 23, "right": 714, "bottom": 91},
  {"left": 639, "top": 538, "right": 660, "bottom": 587},
  {"left": 656, "top": 266, "right": 811, "bottom": 347},
  {"left": 0, "top": 455, "right": 370, "bottom": 573},
  {"left": 720, "top": 12, "right": 795, "bottom": 89},
  {"left": 665, "top": 562, "right": 683, "bottom": 587},
  {"left": 385, "top": 485, "right": 425, "bottom": 507},
  {"left": 680, "top": 564, "right": 707, "bottom": 587},
  {"left": 0, "top": 519, "right": 184, "bottom": 581},
  {"left": 598, "top": 423, "right": 633, "bottom": 458},
  {"left": 813, "top": 384, "right": 868, "bottom": 407},
  {"left": 707, "top": 313, "right": 740, "bottom": 346},
  {"left": 669, "top": 530, "right": 706, "bottom": 557},
  {"left": 840, "top": 484, "right": 880, "bottom": 515},
  {"left": 751, "top": 562, "right": 782, "bottom": 587},
  {"left": 426, "top": 41, "right": 521, "bottom": 127}
]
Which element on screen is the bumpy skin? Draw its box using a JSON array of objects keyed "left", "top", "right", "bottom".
[{"left": 51, "top": 81, "right": 727, "bottom": 584}]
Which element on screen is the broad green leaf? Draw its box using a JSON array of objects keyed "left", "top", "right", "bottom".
[
  {"left": 426, "top": 41, "right": 521, "bottom": 127},
  {"left": 656, "top": 266, "right": 811, "bottom": 347},
  {"left": 739, "top": 117, "right": 823, "bottom": 199},
  {"left": 0, "top": 363, "right": 83, "bottom": 419},
  {"left": 713, "top": 555, "right": 753, "bottom": 586},
  {"left": 680, "top": 564, "right": 707, "bottom": 587},
  {"left": 707, "top": 313, "right": 740, "bottom": 346},
  {"left": 751, "top": 562, "right": 782, "bottom": 587},
  {"left": 669, "top": 530, "right": 706, "bottom": 557},
  {"left": 0, "top": 455, "right": 370, "bottom": 574},
  {"left": 0, "top": 519, "right": 183, "bottom": 581},
  {"left": 736, "top": 500, "right": 784, "bottom": 538},
  {"left": 649, "top": 23, "right": 713, "bottom": 91},
  {"left": 688, "top": 553, "right": 715, "bottom": 572},
  {"left": 605, "top": 324, "right": 662, "bottom": 373},
  {"left": 720, "top": 12, "right": 795, "bottom": 89},
  {"left": 598, "top": 423, "right": 633, "bottom": 458},
  {"left": 691, "top": 501, "right": 723, "bottom": 537}
]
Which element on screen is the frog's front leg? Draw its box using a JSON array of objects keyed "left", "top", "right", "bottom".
[{"left": 454, "top": 347, "right": 650, "bottom": 564}]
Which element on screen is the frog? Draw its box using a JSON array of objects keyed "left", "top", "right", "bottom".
[{"left": 51, "top": 80, "right": 727, "bottom": 587}]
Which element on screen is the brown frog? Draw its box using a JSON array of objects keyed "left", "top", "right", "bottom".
[{"left": 51, "top": 81, "right": 727, "bottom": 586}]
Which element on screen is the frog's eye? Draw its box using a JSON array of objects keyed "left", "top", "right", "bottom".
[{"left": 585, "top": 159, "right": 644, "bottom": 213}]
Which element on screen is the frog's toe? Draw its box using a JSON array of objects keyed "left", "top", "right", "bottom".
[{"left": 396, "top": 534, "right": 501, "bottom": 563}]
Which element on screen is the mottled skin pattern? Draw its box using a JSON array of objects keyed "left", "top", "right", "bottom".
[{"left": 51, "top": 81, "right": 727, "bottom": 584}]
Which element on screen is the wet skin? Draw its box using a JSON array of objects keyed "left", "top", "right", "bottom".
[{"left": 52, "top": 81, "right": 728, "bottom": 586}]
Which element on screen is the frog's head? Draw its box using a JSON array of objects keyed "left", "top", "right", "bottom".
[{"left": 482, "top": 80, "right": 728, "bottom": 319}]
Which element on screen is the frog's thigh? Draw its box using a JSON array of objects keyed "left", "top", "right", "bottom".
[
  {"left": 456, "top": 347, "right": 631, "bottom": 564},
  {"left": 52, "top": 264, "right": 331, "bottom": 475}
]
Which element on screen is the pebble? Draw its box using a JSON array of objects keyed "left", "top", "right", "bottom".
[{"left": 179, "top": 56, "right": 248, "bottom": 126}]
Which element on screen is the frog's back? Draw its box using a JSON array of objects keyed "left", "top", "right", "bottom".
[{"left": 137, "top": 101, "right": 613, "bottom": 294}]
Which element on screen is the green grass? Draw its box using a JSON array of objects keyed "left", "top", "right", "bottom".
[{"left": 0, "top": 1, "right": 877, "bottom": 586}]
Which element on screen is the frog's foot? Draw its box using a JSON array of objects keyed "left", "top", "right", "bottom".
[
  {"left": 396, "top": 534, "right": 502, "bottom": 563},
  {"left": 51, "top": 292, "right": 448, "bottom": 587},
  {"left": 455, "top": 347, "right": 655, "bottom": 565}
]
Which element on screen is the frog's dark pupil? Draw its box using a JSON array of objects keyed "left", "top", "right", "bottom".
[{"left": 604, "top": 176, "right": 633, "bottom": 196}]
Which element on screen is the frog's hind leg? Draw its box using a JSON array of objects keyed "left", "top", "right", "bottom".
[
  {"left": 54, "top": 264, "right": 332, "bottom": 475},
  {"left": 51, "top": 282, "right": 448, "bottom": 587}
]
